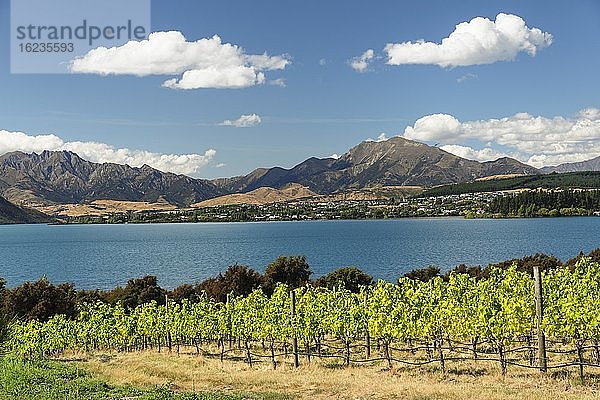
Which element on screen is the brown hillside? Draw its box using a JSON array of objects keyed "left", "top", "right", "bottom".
[{"left": 192, "top": 183, "right": 317, "bottom": 207}]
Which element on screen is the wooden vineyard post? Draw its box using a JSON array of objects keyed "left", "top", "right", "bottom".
[
  {"left": 165, "top": 294, "right": 172, "bottom": 353},
  {"left": 226, "top": 294, "right": 233, "bottom": 350},
  {"left": 290, "top": 290, "right": 300, "bottom": 368},
  {"left": 533, "top": 265, "right": 547, "bottom": 372}
]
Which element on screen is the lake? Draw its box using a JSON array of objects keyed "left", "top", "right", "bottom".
[{"left": 1, "top": 217, "right": 599, "bottom": 289}]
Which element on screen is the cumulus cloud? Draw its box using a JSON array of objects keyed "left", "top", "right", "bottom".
[
  {"left": 404, "top": 114, "right": 461, "bottom": 141},
  {"left": 350, "top": 49, "right": 374, "bottom": 72},
  {"left": 163, "top": 66, "right": 264, "bottom": 89},
  {"left": 403, "top": 108, "right": 600, "bottom": 167},
  {"left": 219, "top": 114, "right": 262, "bottom": 128},
  {"left": 384, "top": 13, "right": 552, "bottom": 67},
  {"left": 439, "top": 144, "right": 511, "bottom": 162},
  {"left": 70, "top": 31, "right": 290, "bottom": 89},
  {"left": 0, "top": 129, "right": 215, "bottom": 176}
]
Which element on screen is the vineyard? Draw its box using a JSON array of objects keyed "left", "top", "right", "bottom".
[{"left": 5, "top": 258, "right": 600, "bottom": 380}]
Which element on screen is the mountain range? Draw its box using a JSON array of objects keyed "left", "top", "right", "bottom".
[
  {"left": 0, "top": 150, "right": 223, "bottom": 207},
  {"left": 0, "top": 137, "right": 598, "bottom": 216},
  {"left": 541, "top": 155, "right": 600, "bottom": 174},
  {"left": 214, "top": 137, "right": 539, "bottom": 194}
]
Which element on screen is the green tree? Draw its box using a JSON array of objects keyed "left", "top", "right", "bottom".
[
  {"left": 3, "top": 277, "right": 77, "bottom": 321},
  {"left": 315, "top": 267, "right": 372, "bottom": 293},
  {"left": 197, "top": 264, "right": 263, "bottom": 302},
  {"left": 169, "top": 283, "right": 198, "bottom": 303},
  {"left": 445, "top": 264, "right": 484, "bottom": 280},
  {"left": 403, "top": 266, "right": 441, "bottom": 282},
  {"left": 119, "top": 276, "right": 166, "bottom": 309},
  {"left": 488, "top": 253, "right": 561, "bottom": 276},
  {"left": 565, "top": 247, "right": 600, "bottom": 269},
  {"left": 264, "top": 256, "right": 312, "bottom": 293},
  {"left": 75, "top": 289, "right": 106, "bottom": 305}
]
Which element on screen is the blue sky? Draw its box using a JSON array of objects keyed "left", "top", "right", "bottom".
[{"left": 0, "top": 0, "right": 599, "bottom": 178}]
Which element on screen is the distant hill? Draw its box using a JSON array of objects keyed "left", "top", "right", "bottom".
[
  {"left": 192, "top": 183, "right": 317, "bottom": 207},
  {"left": 542, "top": 156, "right": 600, "bottom": 173},
  {"left": 37, "top": 200, "right": 178, "bottom": 218},
  {"left": 419, "top": 171, "right": 600, "bottom": 197},
  {"left": 214, "top": 137, "right": 540, "bottom": 194},
  {"left": 0, "top": 150, "right": 224, "bottom": 207},
  {"left": 314, "top": 185, "right": 424, "bottom": 202},
  {"left": 0, "top": 195, "right": 51, "bottom": 224}
]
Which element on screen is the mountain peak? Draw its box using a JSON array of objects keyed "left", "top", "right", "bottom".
[
  {"left": 360, "top": 135, "right": 422, "bottom": 147},
  {"left": 37, "top": 149, "right": 80, "bottom": 159}
]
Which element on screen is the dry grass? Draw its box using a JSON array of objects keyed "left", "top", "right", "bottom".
[
  {"left": 77, "top": 350, "right": 600, "bottom": 400},
  {"left": 474, "top": 174, "right": 528, "bottom": 182},
  {"left": 313, "top": 186, "right": 423, "bottom": 202},
  {"left": 37, "top": 200, "right": 178, "bottom": 217},
  {"left": 193, "top": 184, "right": 424, "bottom": 207},
  {"left": 192, "top": 184, "right": 317, "bottom": 207}
]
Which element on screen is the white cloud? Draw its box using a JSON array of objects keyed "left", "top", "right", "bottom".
[
  {"left": 219, "top": 114, "right": 262, "bottom": 128},
  {"left": 0, "top": 129, "right": 215, "bottom": 176},
  {"left": 269, "top": 78, "right": 286, "bottom": 87},
  {"left": 404, "top": 114, "right": 461, "bottom": 141},
  {"left": 578, "top": 107, "right": 600, "bottom": 120},
  {"left": 366, "top": 132, "right": 389, "bottom": 142},
  {"left": 350, "top": 49, "right": 374, "bottom": 72},
  {"left": 440, "top": 144, "right": 510, "bottom": 162},
  {"left": 385, "top": 13, "right": 552, "bottom": 67},
  {"left": 163, "top": 66, "right": 264, "bottom": 89},
  {"left": 457, "top": 73, "right": 478, "bottom": 83},
  {"left": 245, "top": 53, "right": 290, "bottom": 70},
  {"left": 70, "top": 31, "right": 290, "bottom": 89},
  {"left": 319, "top": 58, "right": 327, "bottom": 66},
  {"left": 403, "top": 108, "right": 600, "bottom": 167}
]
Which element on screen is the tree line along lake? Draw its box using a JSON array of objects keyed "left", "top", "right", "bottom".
[{"left": 0, "top": 217, "right": 599, "bottom": 290}]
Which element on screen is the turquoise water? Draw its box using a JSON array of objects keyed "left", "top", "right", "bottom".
[{"left": 0, "top": 217, "right": 599, "bottom": 289}]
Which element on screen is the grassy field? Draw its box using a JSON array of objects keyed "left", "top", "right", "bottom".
[
  {"left": 4, "top": 351, "right": 600, "bottom": 399},
  {"left": 77, "top": 351, "right": 600, "bottom": 400},
  {"left": 0, "top": 356, "right": 288, "bottom": 400}
]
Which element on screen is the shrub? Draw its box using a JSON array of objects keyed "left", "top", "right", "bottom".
[{"left": 315, "top": 267, "right": 372, "bottom": 293}]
